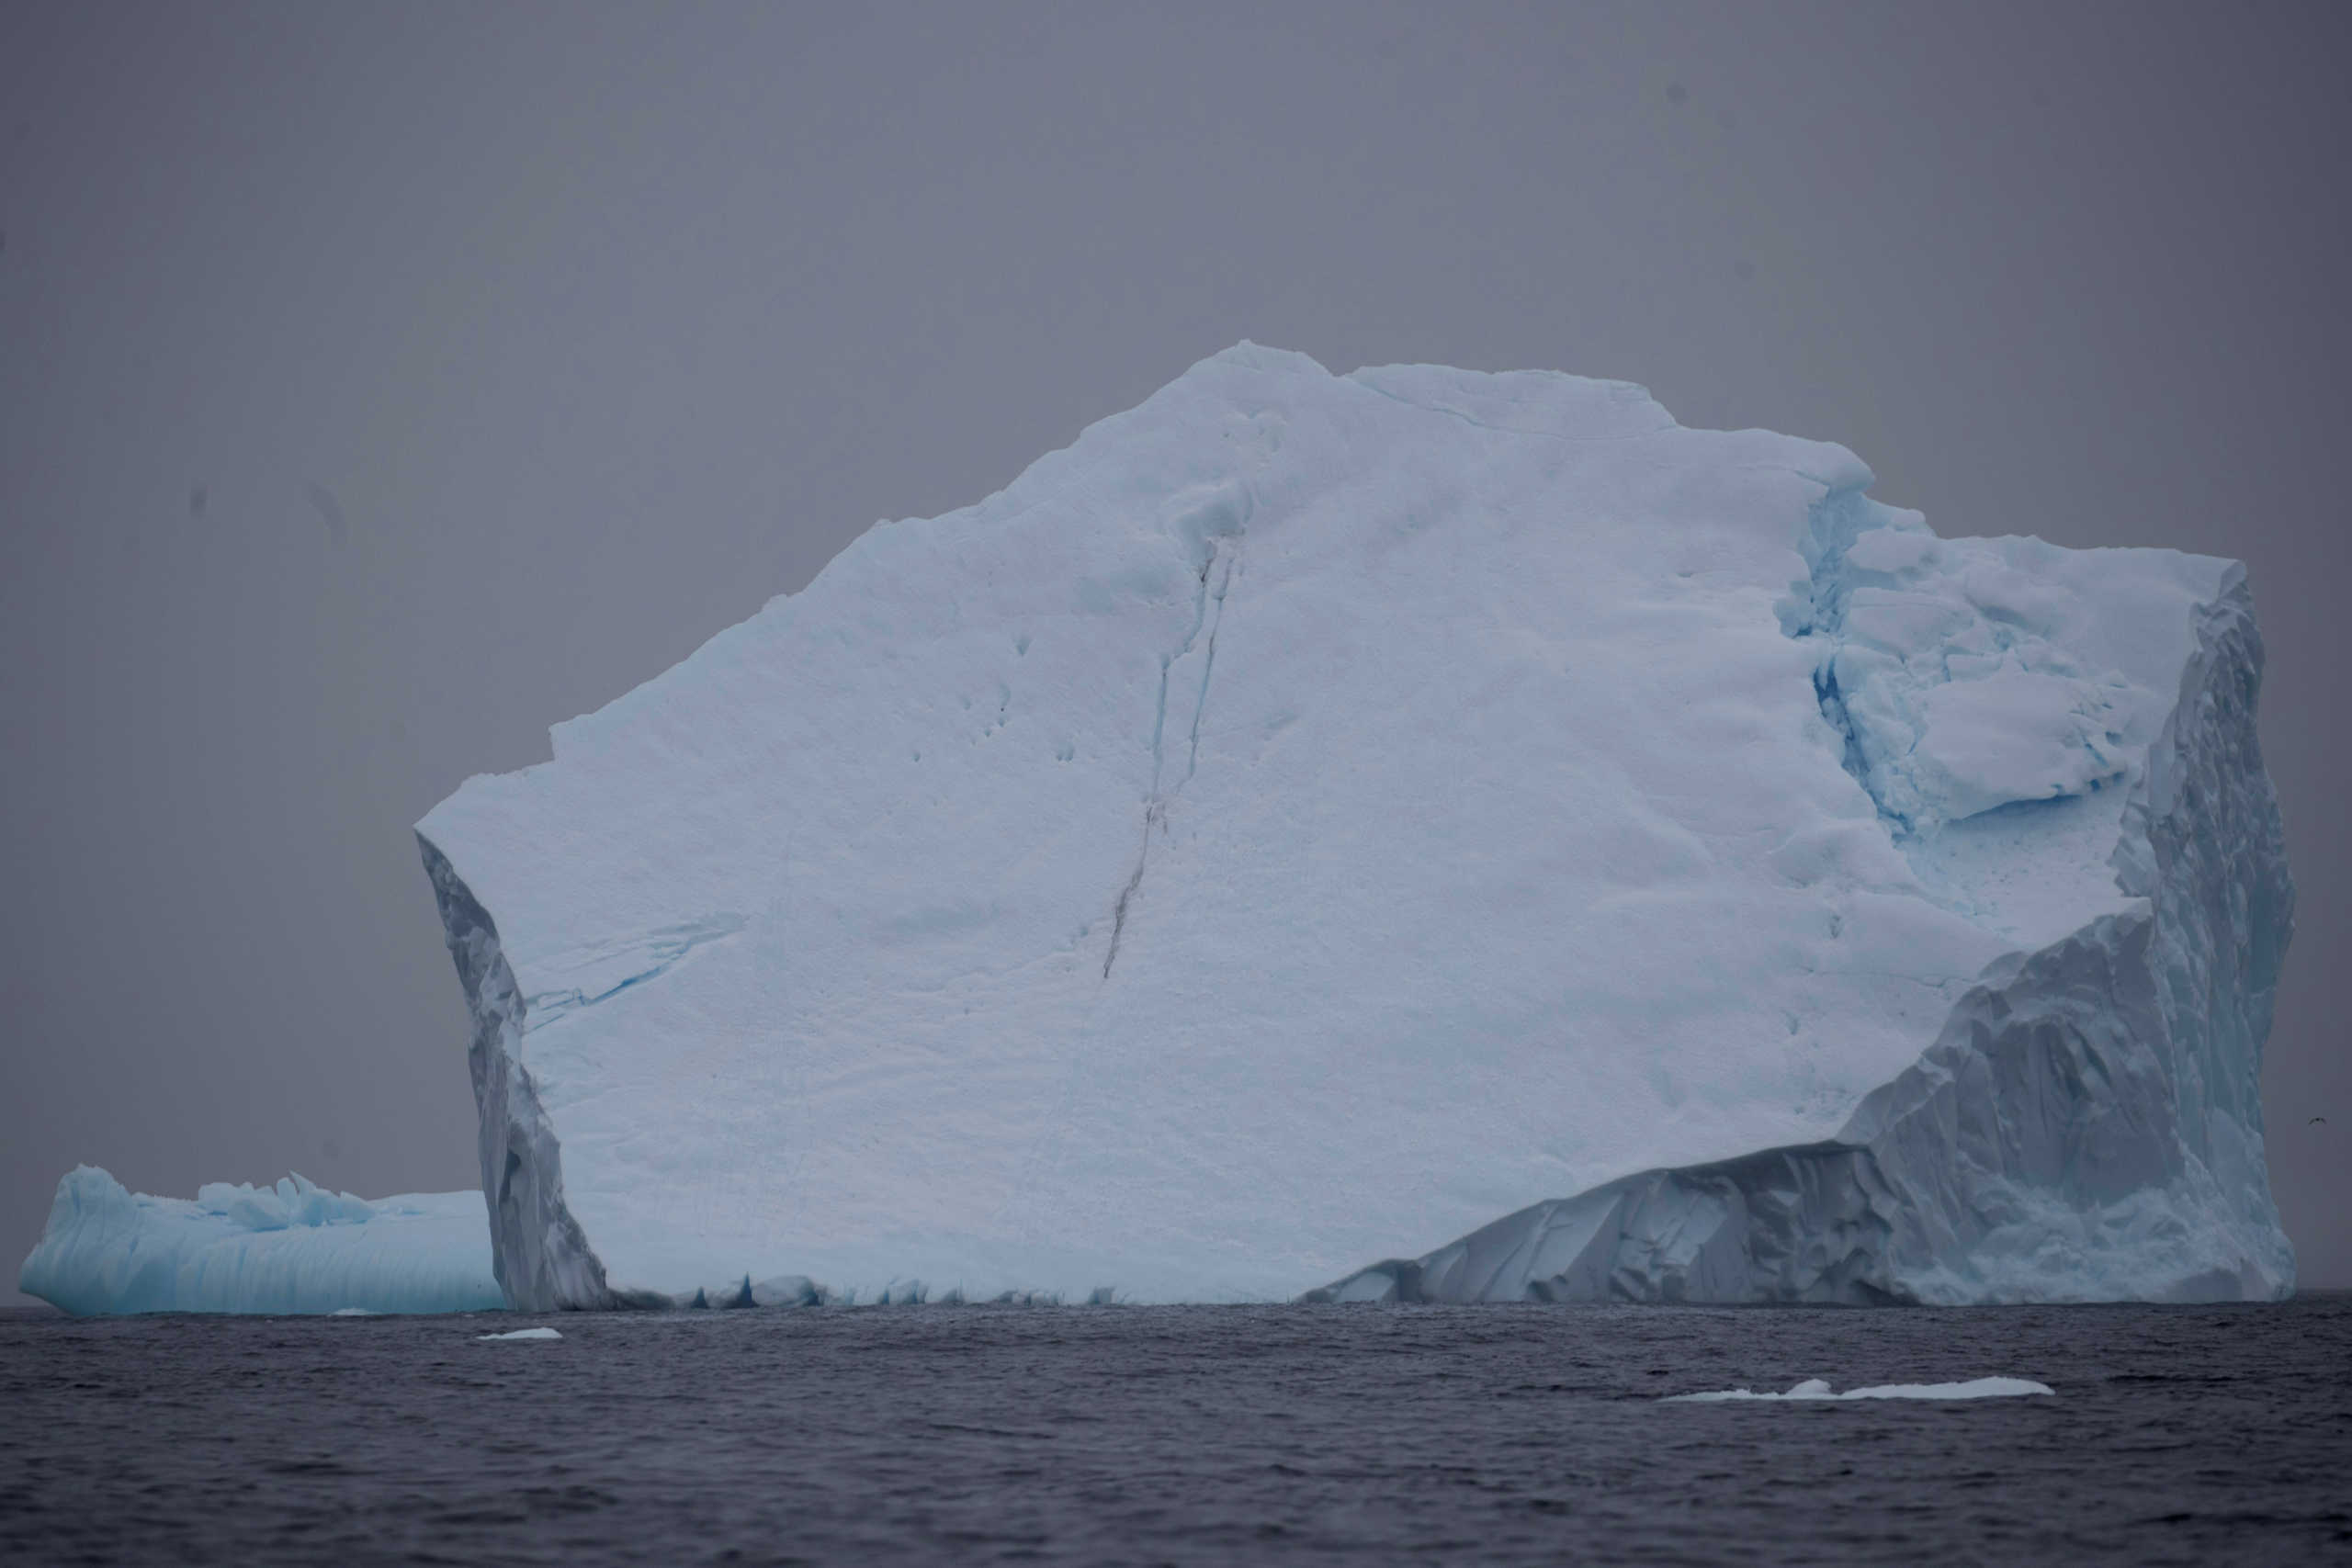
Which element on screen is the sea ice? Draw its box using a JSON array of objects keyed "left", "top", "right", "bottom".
[
  {"left": 479, "top": 1326, "right": 562, "bottom": 1340},
  {"left": 415, "top": 344, "right": 2294, "bottom": 1309},
  {"left": 17, "top": 1166, "right": 503, "bottom": 1316}
]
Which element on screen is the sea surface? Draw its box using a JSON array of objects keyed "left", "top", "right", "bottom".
[{"left": 3, "top": 1292, "right": 2347, "bottom": 1565}]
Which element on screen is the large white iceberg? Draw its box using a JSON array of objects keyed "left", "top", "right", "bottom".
[
  {"left": 417, "top": 344, "right": 2294, "bottom": 1309},
  {"left": 18, "top": 1166, "right": 503, "bottom": 1315}
]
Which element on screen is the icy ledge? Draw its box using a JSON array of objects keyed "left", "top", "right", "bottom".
[
  {"left": 1313, "top": 529, "right": 2293, "bottom": 1305},
  {"left": 17, "top": 1166, "right": 503, "bottom": 1316}
]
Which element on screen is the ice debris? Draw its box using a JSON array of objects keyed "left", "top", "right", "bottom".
[{"left": 1666, "top": 1376, "right": 2054, "bottom": 1402}]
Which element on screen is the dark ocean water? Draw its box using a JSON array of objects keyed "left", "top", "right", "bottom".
[{"left": 3, "top": 1293, "right": 2347, "bottom": 1566}]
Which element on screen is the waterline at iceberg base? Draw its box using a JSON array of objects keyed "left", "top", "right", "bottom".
[{"left": 401, "top": 344, "right": 2288, "bottom": 1311}]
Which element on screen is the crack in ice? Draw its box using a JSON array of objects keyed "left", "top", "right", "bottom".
[{"left": 1105, "top": 536, "right": 1242, "bottom": 977}]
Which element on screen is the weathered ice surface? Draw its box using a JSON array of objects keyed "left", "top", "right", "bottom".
[
  {"left": 1316, "top": 490, "right": 2295, "bottom": 1305},
  {"left": 419, "top": 344, "right": 2293, "bottom": 1308},
  {"left": 17, "top": 1167, "right": 503, "bottom": 1315}
]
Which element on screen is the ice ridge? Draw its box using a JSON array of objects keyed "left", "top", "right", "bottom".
[{"left": 1665, "top": 1376, "right": 2053, "bottom": 1402}]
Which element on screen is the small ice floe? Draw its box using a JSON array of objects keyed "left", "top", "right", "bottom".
[
  {"left": 1666, "top": 1376, "right": 2052, "bottom": 1403},
  {"left": 478, "top": 1326, "right": 562, "bottom": 1341},
  {"left": 328, "top": 1307, "right": 379, "bottom": 1317}
]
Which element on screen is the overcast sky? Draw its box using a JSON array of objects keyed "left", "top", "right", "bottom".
[{"left": 4, "top": 1, "right": 2346, "bottom": 1299}]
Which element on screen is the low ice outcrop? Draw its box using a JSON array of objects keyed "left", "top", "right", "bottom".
[
  {"left": 418, "top": 344, "right": 2292, "bottom": 1308},
  {"left": 17, "top": 1166, "right": 504, "bottom": 1315},
  {"left": 1665, "top": 1377, "right": 2053, "bottom": 1402}
]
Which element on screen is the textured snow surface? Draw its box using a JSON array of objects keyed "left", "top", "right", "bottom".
[
  {"left": 17, "top": 1167, "right": 503, "bottom": 1316},
  {"left": 417, "top": 344, "right": 2293, "bottom": 1308},
  {"left": 1666, "top": 1377, "right": 2054, "bottom": 1403}
]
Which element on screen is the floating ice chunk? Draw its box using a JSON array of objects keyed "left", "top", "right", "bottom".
[
  {"left": 17, "top": 1166, "right": 503, "bottom": 1316},
  {"left": 1666, "top": 1376, "right": 2054, "bottom": 1402},
  {"left": 478, "top": 1326, "right": 562, "bottom": 1340}
]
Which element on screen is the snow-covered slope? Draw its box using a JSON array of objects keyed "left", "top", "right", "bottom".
[
  {"left": 17, "top": 1167, "right": 502, "bottom": 1315},
  {"left": 418, "top": 344, "right": 2293, "bottom": 1308}
]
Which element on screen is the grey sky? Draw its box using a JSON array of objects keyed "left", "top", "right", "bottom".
[{"left": 4, "top": 1, "right": 2346, "bottom": 1299}]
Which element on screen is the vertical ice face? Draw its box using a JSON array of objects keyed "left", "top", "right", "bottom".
[
  {"left": 418, "top": 837, "right": 630, "bottom": 1310},
  {"left": 419, "top": 344, "right": 2292, "bottom": 1308}
]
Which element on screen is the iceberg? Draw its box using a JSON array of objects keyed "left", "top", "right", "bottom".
[
  {"left": 417, "top": 344, "right": 2293, "bottom": 1309},
  {"left": 17, "top": 1166, "right": 503, "bottom": 1315}
]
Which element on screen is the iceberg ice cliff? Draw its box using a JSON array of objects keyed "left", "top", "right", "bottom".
[
  {"left": 18, "top": 1167, "right": 503, "bottom": 1315},
  {"left": 417, "top": 344, "right": 2293, "bottom": 1308}
]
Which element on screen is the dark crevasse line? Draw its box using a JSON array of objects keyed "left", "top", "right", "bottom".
[
  {"left": 416, "top": 833, "right": 656, "bottom": 1311},
  {"left": 1183, "top": 547, "right": 1238, "bottom": 787},
  {"left": 1104, "top": 533, "right": 1242, "bottom": 978},
  {"left": 1102, "top": 804, "right": 1160, "bottom": 980},
  {"left": 1810, "top": 663, "right": 1875, "bottom": 817},
  {"left": 525, "top": 917, "right": 748, "bottom": 1030},
  {"left": 1145, "top": 536, "right": 1226, "bottom": 792},
  {"left": 1782, "top": 480, "right": 1907, "bottom": 832}
]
